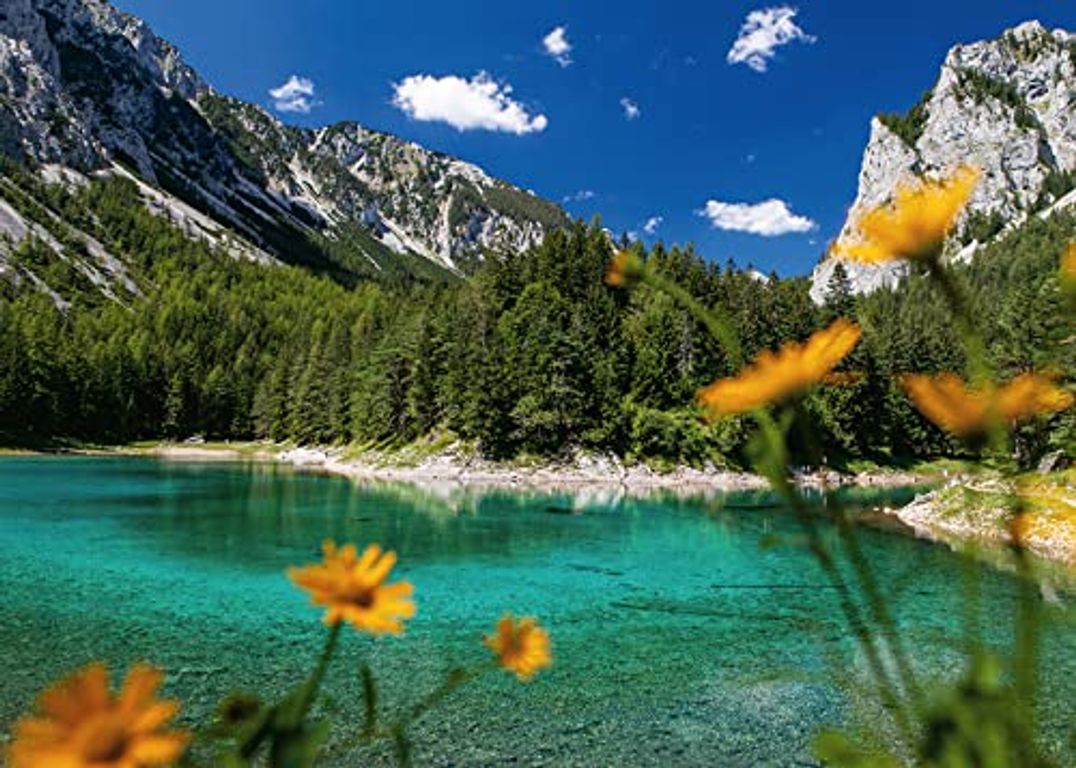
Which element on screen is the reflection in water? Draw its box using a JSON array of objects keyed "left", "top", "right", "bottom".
[{"left": 0, "top": 456, "right": 1072, "bottom": 766}]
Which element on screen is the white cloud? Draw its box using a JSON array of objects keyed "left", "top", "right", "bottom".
[
  {"left": 269, "top": 75, "right": 318, "bottom": 114},
  {"left": 727, "top": 6, "right": 815, "bottom": 73},
  {"left": 643, "top": 216, "right": 663, "bottom": 235},
  {"left": 543, "top": 26, "right": 573, "bottom": 67},
  {"left": 563, "top": 189, "right": 596, "bottom": 203},
  {"left": 391, "top": 72, "right": 548, "bottom": 135},
  {"left": 698, "top": 198, "right": 816, "bottom": 236},
  {"left": 620, "top": 97, "right": 641, "bottom": 120}
]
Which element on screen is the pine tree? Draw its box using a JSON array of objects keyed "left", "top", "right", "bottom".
[{"left": 824, "top": 262, "right": 855, "bottom": 321}]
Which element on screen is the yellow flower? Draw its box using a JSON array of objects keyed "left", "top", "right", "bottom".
[
  {"left": 605, "top": 250, "right": 644, "bottom": 288},
  {"left": 288, "top": 540, "right": 415, "bottom": 635},
  {"left": 901, "top": 372, "right": 1074, "bottom": 437},
  {"left": 484, "top": 614, "right": 552, "bottom": 681},
  {"left": 823, "top": 370, "right": 866, "bottom": 387},
  {"left": 697, "top": 319, "right": 862, "bottom": 417},
  {"left": 9, "top": 663, "right": 188, "bottom": 768},
  {"left": 1062, "top": 242, "right": 1076, "bottom": 292},
  {"left": 1011, "top": 473, "right": 1076, "bottom": 564},
  {"left": 835, "top": 166, "right": 980, "bottom": 264}
]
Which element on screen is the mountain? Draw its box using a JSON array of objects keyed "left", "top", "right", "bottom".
[
  {"left": 0, "top": 0, "right": 567, "bottom": 289},
  {"left": 810, "top": 20, "right": 1076, "bottom": 303}
]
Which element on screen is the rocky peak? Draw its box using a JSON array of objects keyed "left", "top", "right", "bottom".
[
  {"left": 109, "top": 10, "right": 208, "bottom": 100},
  {"left": 811, "top": 20, "right": 1076, "bottom": 303},
  {"left": 0, "top": 0, "right": 566, "bottom": 280}
]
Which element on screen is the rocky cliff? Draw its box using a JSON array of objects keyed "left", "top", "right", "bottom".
[
  {"left": 811, "top": 21, "right": 1076, "bottom": 303},
  {"left": 0, "top": 0, "right": 567, "bottom": 279}
]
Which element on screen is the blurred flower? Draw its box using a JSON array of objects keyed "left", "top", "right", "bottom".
[
  {"left": 605, "top": 250, "right": 645, "bottom": 288},
  {"left": 484, "top": 614, "right": 552, "bottom": 681},
  {"left": 9, "top": 663, "right": 188, "bottom": 768},
  {"left": 822, "top": 370, "right": 866, "bottom": 387},
  {"left": 217, "top": 693, "right": 261, "bottom": 726},
  {"left": 698, "top": 319, "right": 861, "bottom": 416},
  {"left": 1062, "top": 242, "right": 1076, "bottom": 294},
  {"left": 901, "top": 372, "right": 1074, "bottom": 437},
  {"left": 289, "top": 540, "right": 415, "bottom": 635},
  {"left": 835, "top": 166, "right": 979, "bottom": 264},
  {"left": 1011, "top": 473, "right": 1076, "bottom": 558}
]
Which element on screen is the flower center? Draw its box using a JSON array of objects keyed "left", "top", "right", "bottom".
[
  {"left": 81, "top": 719, "right": 130, "bottom": 762},
  {"left": 345, "top": 585, "right": 375, "bottom": 608}
]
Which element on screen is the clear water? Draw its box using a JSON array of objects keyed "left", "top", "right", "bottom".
[{"left": 0, "top": 456, "right": 1073, "bottom": 766}]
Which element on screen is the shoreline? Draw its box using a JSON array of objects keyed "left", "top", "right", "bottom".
[
  {"left": 12, "top": 441, "right": 1073, "bottom": 572},
  {"left": 890, "top": 473, "right": 1076, "bottom": 571},
  {"left": 148, "top": 442, "right": 940, "bottom": 493},
  {"left": 20, "top": 441, "right": 942, "bottom": 492},
  {"left": 278, "top": 446, "right": 1073, "bottom": 577}
]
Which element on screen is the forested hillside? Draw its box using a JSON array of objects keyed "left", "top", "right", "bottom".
[{"left": 1, "top": 160, "right": 1072, "bottom": 468}]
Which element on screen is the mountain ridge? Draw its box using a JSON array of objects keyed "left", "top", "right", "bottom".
[
  {"left": 810, "top": 19, "right": 1076, "bottom": 303},
  {"left": 0, "top": 0, "right": 567, "bottom": 284}
]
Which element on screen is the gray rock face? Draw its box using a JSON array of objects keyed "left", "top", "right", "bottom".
[
  {"left": 0, "top": 0, "right": 566, "bottom": 275},
  {"left": 811, "top": 20, "right": 1076, "bottom": 304}
]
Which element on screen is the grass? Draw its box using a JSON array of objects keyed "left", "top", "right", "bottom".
[
  {"left": 1014, "top": 469, "right": 1076, "bottom": 564},
  {"left": 110, "top": 440, "right": 282, "bottom": 459},
  {"left": 921, "top": 469, "right": 1076, "bottom": 567},
  {"left": 337, "top": 431, "right": 472, "bottom": 468},
  {"left": 933, "top": 483, "right": 1011, "bottom": 530},
  {"left": 841, "top": 456, "right": 980, "bottom": 478}
]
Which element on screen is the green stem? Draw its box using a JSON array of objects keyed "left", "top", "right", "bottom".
[
  {"left": 240, "top": 623, "right": 343, "bottom": 760},
  {"left": 294, "top": 622, "right": 343, "bottom": 724},
  {"left": 400, "top": 665, "right": 481, "bottom": 728},
  {"left": 927, "top": 264, "right": 989, "bottom": 385},
  {"left": 823, "top": 486, "right": 924, "bottom": 711},
  {"left": 381, "top": 665, "right": 485, "bottom": 768},
  {"left": 644, "top": 270, "right": 917, "bottom": 745},
  {"left": 927, "top": 263, "right": 1009, "bottom": 456},
  {"left": 960, "top": 550, "right": 983, "bottom": 661},
  {"left": 1008, "top": 498, "right": 1041, "bottom": 763},
  {"left": 756, "top": 416, "right": 916, "bottom": 743},
  {"left": 792, "top": 407, "right": 924, "bottom": 712},
  {"left": 645, "top": 272, "right": 744, "bottom": 369},
  {"left": 929, "top": 260, "right": 1041, "bottom": 758}
]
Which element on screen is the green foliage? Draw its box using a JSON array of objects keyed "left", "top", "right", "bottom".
[
  {"left": 446, "top": 181, "right": 484, "bottom": 232},
  {"left": 917, "top": 653, "right": 1053, "bottom": 767},
  {"left": 813, "top": 729, "right": 901, "bottom": 768},
  {"left": 625, "top": 403, "right": 743, "bottom": 469},
  {"left": 877, "top": 90, "right": 932, "bottom": 148},
  {"left": 1034, "top": 168, "right": 1076, "bottom": 211},
  {"left": 954, "top": 69, "right": 1039, "bottom": 132},
  {"left": 447, "top": 181, "right": 567, "bottom": 249},
  {"left": 0, "top": 160, "right": 1071, "bottom": 469},
  {"left": 961, "top": 209, "right": 1006, "bottom": 244},
  {"left": 484, "top": 182, "right": 568, "bottom": 230},
  {"left": 1003, "top": 28, "right": 1054, "bottom": 63},
  {"left": 818, "top": 650, "right": 1057, "bottom": 767},
  {"left": 198, "top": 93, "right": 302, "bottom": 184},
  {"left": 823, "top": 262, "right": 855, "bottom": 320}
]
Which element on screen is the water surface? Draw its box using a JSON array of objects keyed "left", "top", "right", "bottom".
[{"left": 0, "top": 456, "right": 1072, "bottom": 766}]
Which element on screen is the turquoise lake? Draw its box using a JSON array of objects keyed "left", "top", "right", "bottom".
[{"left": 0, "top": 456, "right": 1073, "bottom": 766}]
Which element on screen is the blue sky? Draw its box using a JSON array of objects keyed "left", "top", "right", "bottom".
[{"left": 116, "top": 1, "right": 1074, "bottom": 276}]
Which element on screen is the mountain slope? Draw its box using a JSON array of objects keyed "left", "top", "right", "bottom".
[
  {"left": 0, "top": 0, "right": 567, "bottom": 290},
  {"left": 811, "top": 20, "right": 1076, "bottom": 303}
]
